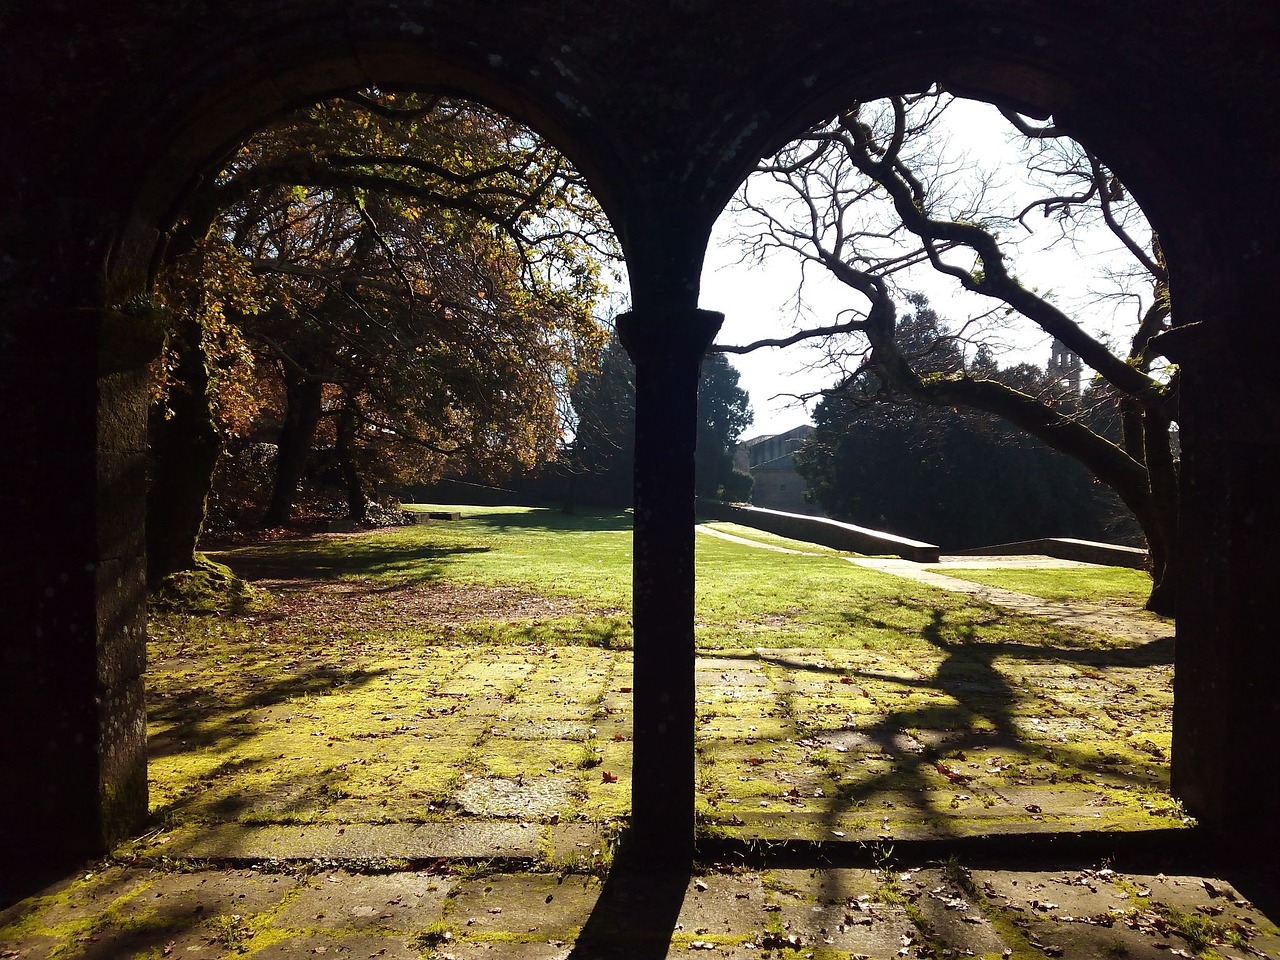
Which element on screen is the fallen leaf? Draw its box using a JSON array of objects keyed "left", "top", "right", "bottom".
[{"left": 601, "top": 771, "right": 617, "bottom": 783}]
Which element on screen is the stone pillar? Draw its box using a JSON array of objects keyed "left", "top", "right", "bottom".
[
  {"left": 1162, "top": 307, "right": 1280, "bottom": 856},
  {"left": 0, "top": 304, "right": 151, "bottom": 873},
  {"left": 617, "top": 307, "right": 723, "bottom": 864}
]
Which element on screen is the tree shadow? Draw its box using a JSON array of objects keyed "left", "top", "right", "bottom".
[
  {"left": 209, "top": 539, "right": 489, "bottom": 588},
  {"left": 148, "top": 663, "right": 389, "bottom": 760},
  {"left": 466, "top": 507, "right": 633, "bottom": 533},
  {"left": 711, "top": 605, "right": 1176, "bottom": 843},
  {"left": 146, "top": 664, "right": 392, "bottom": 825}
]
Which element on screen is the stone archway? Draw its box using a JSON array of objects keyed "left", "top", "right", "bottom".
[
  {"left": 715, "top": 35, "right": 1279, "bottom": 856},
  {"left": 3, "top": 1, "right": 1278, "bottom": 878}
]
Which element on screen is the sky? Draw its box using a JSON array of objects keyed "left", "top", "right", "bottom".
[{"left": 694, "top": 98, "right": 1153, "bottom": 441}]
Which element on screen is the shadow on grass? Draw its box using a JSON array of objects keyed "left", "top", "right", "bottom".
[
  {"left": 465, "top": 507, "right": 632, "bottom": 534},
  {"left": 506, "top": 616, "right": 633, "bottom": 649},
  {"left": 210, "top": 539, "right": 488, "bottom": 587}
]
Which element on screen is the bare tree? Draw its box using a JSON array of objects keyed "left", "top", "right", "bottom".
[{"left": 719, "top": 89, "right": 1177, "bottom": 613}]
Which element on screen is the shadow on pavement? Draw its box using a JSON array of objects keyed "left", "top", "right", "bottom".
[{"left": 569, "top": 841, "right": 690, "bottom": 959}]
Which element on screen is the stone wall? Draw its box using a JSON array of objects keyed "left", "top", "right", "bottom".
[{"left": 698, "top": 500, "right": 940, "bottom": 563}]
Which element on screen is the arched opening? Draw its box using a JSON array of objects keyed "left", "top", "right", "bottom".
[
  {"left": 696, "top": 84, "right": 1182, "bottom": 849},
  {"left": 137, "top": 86, "right": 639, "bottom": 860},
  {"left": 0, "top": 20, "right": 684, "bottom": 896}
]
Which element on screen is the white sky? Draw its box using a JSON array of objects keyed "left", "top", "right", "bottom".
[{"left": 696, "top": 98, "right": 1153, "bottom": 441}]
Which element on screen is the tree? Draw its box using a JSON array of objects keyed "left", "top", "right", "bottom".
[
  {"left": 694, "top": 353, "right": 753, "bottom": 499},
  {"left": 563, "top": 333, "right": 637, "bottom": 508},
  {"left": 147, "top": 92, "right": 614, "bottom": 580},
  {"left": 796, "top": 297, "right": 1140, "bottom": 548},
  {"left": 562, "top": 335, "right": 752, "bottom": 506},
  {"left": 147, "top": 243, "right": 265, "bottom": 586},
  {"left": 723, "top": 90, "right": 1177, "bottom": 613}
]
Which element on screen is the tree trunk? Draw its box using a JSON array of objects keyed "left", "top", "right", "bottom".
[
  {"left": 1142, "top": 408, "right": 1180, "bottom": 616},
  {"left": 335, "top": 398, "right": 368, "bottom": 522},
  {"left": 1146, "top": 539, "right": 1175, "bottom": 615},
  {"left": 561, "top": 472, "right": 577, "bottom": 514},
  {"left": 263, "top": 367, "right": 323, "bottom": 526},
  {"left": 147, "top": 315, "right": 222, "bottom": 586}
]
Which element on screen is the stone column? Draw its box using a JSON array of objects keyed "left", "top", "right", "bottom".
[
  {"left": 616, "top": 307, "right": 723, "bottom": 864},
  {"left": 1162, "top": 301, "right": 1280, "bottom": 856},
  {"left": 0, "top": 303, "right": 152, "bottom": 873}
]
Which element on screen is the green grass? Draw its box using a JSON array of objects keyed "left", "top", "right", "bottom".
[
  {"left": 939, "top": 566, "right": 1155, "bottom": 606},
  {"left": 227, "top": 504, "right": 635, "bottom": 606}
]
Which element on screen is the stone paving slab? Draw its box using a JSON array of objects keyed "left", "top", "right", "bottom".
[
  {"left": 4, "top": 862, "right": 1278, "bottom": 960},
  {"left": 158, "top": 820, "right": 548, "bottom": 861},
  {"left": 137, "top": 820, "right": 612, "bottom": 870},
  {"left": 271, "top": 870, "right": 453, "bottom": 932}
]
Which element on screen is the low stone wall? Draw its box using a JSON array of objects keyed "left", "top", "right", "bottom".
[
  {"left": 698, "top": 500, "right": 940, "bottom": 563},
  {"left": 950, "top": 537, "right": 1149, "bottom": 569}
]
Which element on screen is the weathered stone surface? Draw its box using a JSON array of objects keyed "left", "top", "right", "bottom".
[
  {"left": 456, "top": 775, "right": 574, "bottom": 818},
  {"left": 115, "top": 868, "right": 300, "bottom": 922},
  {"left": 246, "top": 933, "right": 423, "bottom": 958},
  {"left": 3, "top": 864, "right": 1278, "bottom": 960},
  {"left": 449, "top": 873, "right": 603, "bottom": 938},
  {"left": 161, "top": 820, "right": 546, "bottom": 860},
  {"left": 272, "top": 870, "right": 451, "bottom": 931}
]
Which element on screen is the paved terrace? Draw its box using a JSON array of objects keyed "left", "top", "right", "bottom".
[{"left": 4, "top": 540, "right": 1274, "bottom": 958}]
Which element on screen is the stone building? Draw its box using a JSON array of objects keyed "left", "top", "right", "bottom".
[
  {"left": 1048, "top": 338, "right": 1084, "bottom": 394},
  {"left": 739, "top": 425, "right": 821, "bottom": 514},
  {"left": 2, "top": 0, "right": 1278, "bottom": 875}
]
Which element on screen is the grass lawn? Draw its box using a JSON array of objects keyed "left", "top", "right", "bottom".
[
  {"left": 940, "top": 566, "right": 1156, "bottom": 607},
  {"left": 142, "top": 505, "right": 1183, "bottom": 855}
]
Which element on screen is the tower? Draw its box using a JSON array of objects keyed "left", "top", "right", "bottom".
[{"left": 1048, "top": 339, "right": 1082, "bottom": 394}]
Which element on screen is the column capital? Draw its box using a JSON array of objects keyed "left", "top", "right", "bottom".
[{"left": 616, "top": 307, "right": 723, "bottom": 370}]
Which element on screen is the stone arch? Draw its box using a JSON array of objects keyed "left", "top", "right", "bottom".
[
  {"left": 4, "top": 1, "right": 1278, "bottom": 880},
  {"left": 103, "top": 38, "right": 631, "bottom": 305},
  {"left": 678, "top": 6, "right": 1278, "bottom": 855},
  {"left": 16, "top": 20, "right": 649, "bottom": 873},
  {"left": 681, "top": 6, "right": 1220, "bottom": 290}
]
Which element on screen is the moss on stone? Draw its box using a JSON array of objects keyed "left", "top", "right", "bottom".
[{"left": 149, "top": 552, "right": 272, "bottom": 615}]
